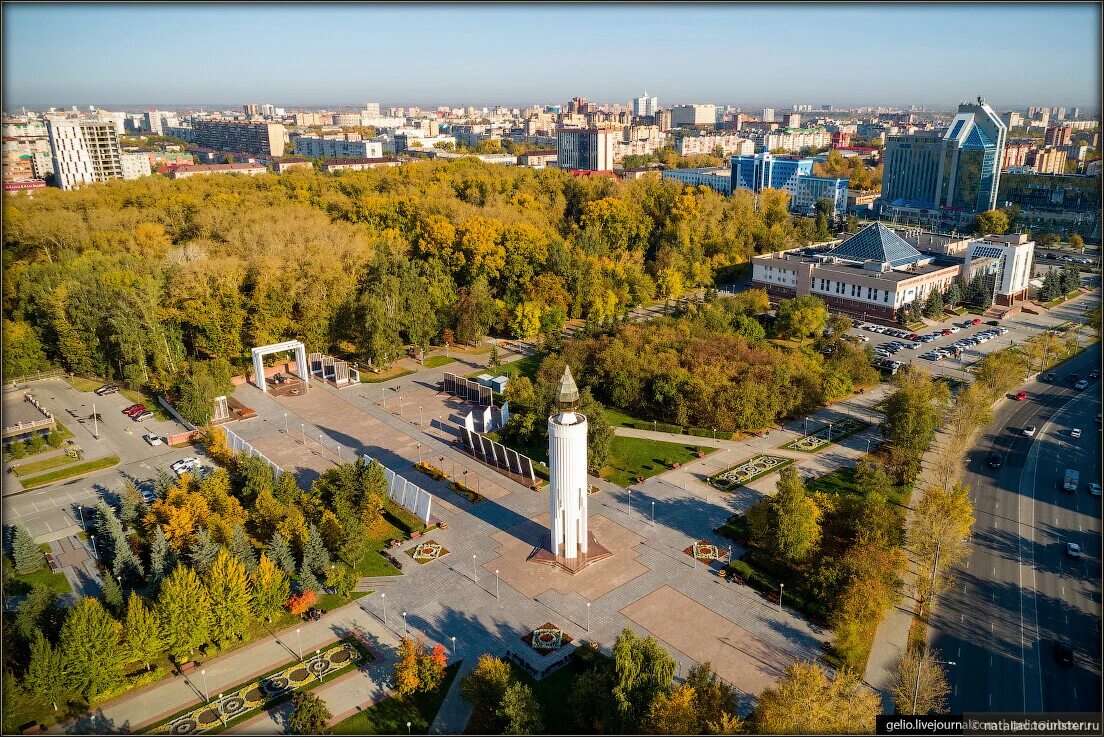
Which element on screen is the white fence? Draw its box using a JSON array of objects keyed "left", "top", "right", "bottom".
[{"left": 223, "top": 426, "right": 283, "bottom": 480}]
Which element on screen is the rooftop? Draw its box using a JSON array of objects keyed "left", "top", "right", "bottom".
[{"left": 827, "top": 222, "right": 926, "bottom": 267}]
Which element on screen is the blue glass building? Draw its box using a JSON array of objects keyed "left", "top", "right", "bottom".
[{"left": 730, "top": 152, "right": 814, "bottom": 196}]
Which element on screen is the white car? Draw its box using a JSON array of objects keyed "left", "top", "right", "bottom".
[
  {"left": 143, "top": 433, "right": 163, "bottom": 446},
  {"left": 948, "top": 326, "right": 961, "bottom": 333},
  {"left": 1023, "top": 425, "right": 1037, "bottom": 437},
  {"left": 1066, "top": 542, "right": 1082, "bottom": 558},
  {"left": 1071, "top": 428, "right": 1082, "bottom": 439},
  {"left": 171, "top": 457, "right": 202, "bottom": 476},
  {"left": 1089, "top": 482, "right": 1102, "bottom": 496},
  {"left": 857, "top": 335, "right": 869, "bottom": 342}
]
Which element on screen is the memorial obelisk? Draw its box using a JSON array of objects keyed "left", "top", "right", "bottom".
[{"left": 548, "top": 366, "right": 588, "bottom": 562}]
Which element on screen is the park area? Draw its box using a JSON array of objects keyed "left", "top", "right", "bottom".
[{"left": 599, "top": 436, "right": 714, "bottom": 488}]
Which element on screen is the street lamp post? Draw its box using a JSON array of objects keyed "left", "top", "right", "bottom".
[
  {"left": 201, "top": 668, "right": 209, "bottom": 702},
  {"left": 296, "top": 628, "right": 302, "bottom": 660},
  {"left": 284, "top": 413, "right": 288, "bottom": 434},
  {"left": 77, "top": 505, "right": 85, "bottom": 530},
  {"left": 651, "top": 501, "right": 655, "bottom": 524},
  {"left": 380, "top": 593, "right": 386, "bottom": 626},
  {"left": 495, "top": 569, "right": 500, "bottom": 600},
  {"left": 587, "top": 602, "right": 591, "bottom": 633},
  {"left": 827, "top": 422, "right": 834, "bottom": 443},
  {"left": 316, "top": 649, "right": 323, "bottom": 683},
  {"left": 89, "top": 535, "right": 97, "bottom": 560},
  {"left": 407, "top": 721, "right": 412, "bottom": 735},
  {"left": 402, "top": 611, "right": 408, "bottom": 633},
  {"left": 451, "top": 636, "right": 456, "bottom": 657},
  {"left": 778, "top": 582, "right": 784, "bottom": 612},
  {"left": 911, "top": 647, "right": 956, "bottom": 715},
  {"left": 472, "top": 554, "right": 478, "bottom": 582},
  {"left": 92, "top": 403, "right": 98, "bottom": 438}
]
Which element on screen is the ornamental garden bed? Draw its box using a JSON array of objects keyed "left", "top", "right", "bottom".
[
  {"left": 780, "top": 417, "right": 869, "bottom": 453},
  {"left": 682, "top": 540, "right": 731, "bottom": 564},
  {"left": 414, "top": 461, "right": 447, "bottom": 481},
  {"left": 406, "top": 540, "right": 449, "bottom": 564},
  {"left": 708, "top": 455, "right": 794, "bottom": 491},
  {"left": 449, "top": 480, "right": 483, "bottom": 503},
  {"left": 144, "top": 638, "right": 370, "bottom": 735},
  {"left": 521, "top": 623, "right": 572, "bottom": 656}
]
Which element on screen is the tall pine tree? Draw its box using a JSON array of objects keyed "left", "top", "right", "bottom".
[
  {"left": 59, "top": 597, "right": 123, "bottom": 700},
  {"left": 26, "top": 630, "right": 67, "bottom": 710},
  {"left": 206, "top": 549, "right": 254, "bottom": 646},
  {"left": 297, "top": 561, "right": 321, "bottom": 594},
  {"left": 157, "top": 564, "right": 212, "bottom": 663},
  {"left": 250, "top": 554, "right": 290, "bottom": 623},
  {"left": 147, "top": 526, "right": 174, "bottom": 589},
  {"left": 301, "top": 524, "right": 330, "bottom": 576},
  {"left": 229, "top": 525, "right": 257, "bottom": 572},
  {"left": 100, "top": 574, "right": 125, "bottom": 615},
  {"left": 188, "top": 528, "right": 220, "bottom": 573},
  {"left": 11, "top": 523, "right": 46, "bottom": 574},
  {"left": 266, "top": 532, "right": 296, "bottom": 575},
  {"left": 123, "top": 591, "right": 164, "bottom": 671}
]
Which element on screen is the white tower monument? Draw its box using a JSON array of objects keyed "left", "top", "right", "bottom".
[{"left": 548, "top": 366, "right": 588, "bottom": 561}]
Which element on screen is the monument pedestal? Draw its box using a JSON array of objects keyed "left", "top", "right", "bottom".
[{"left": 528, "top": 531, "right": 612, "bottom": 574}]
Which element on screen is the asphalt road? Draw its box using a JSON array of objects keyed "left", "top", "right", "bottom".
[{"left": 929, "top": 344, "right": 1102, "bottom": 713}]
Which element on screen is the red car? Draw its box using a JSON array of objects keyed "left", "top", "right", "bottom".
[
  {"left": 971, "top": 318, "right": 982, "bottom": 325},
  {"left": 1014, "top": 391, "right": 1028, "bottom": 401},
  {"left": 907, "top": 333, "right": 920, "bottom": 341},
  {"left": 942, "top": 329, "right": 952, "bottom": 336},
  {"left": 124, "top": 404, "right": 147, "bottom": 416},
  {"left": 122, "top": 404, "right": 142, "bottom": 414}
]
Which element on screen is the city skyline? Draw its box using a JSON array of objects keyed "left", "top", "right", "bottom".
[{"left": 3, "top": 3, "right": 1100, "bottom": 108}]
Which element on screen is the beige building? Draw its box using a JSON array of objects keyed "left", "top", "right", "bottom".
[
  {"left": 517, "top": 149, "right": 559, "bottom": 169},
  {"left": 192, "top": 120, "right": 286, "bottom": 157},
  {"left": 46, "top": 119, "right": 123, "bottom": 190},
  {"left": 674, "top": 134, "right": 754, "bottom": 157},
  {"left": 320, "top": 157, "right": 401, "bottom": 173},
  {"left": 1031, "top": 146, "right": 1068, "bottom": 174},
  {"left": 761, "top": 127, "right": 831, "bottom": 152},
  {"left": 170, "top": 163, "right": 267, "bottom": 179}
]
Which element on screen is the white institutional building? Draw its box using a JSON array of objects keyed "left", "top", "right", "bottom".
[{"left": 547, "top": 367, "right": 589, "bottom": 562}]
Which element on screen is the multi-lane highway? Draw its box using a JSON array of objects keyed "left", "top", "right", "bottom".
[{"left": 929, "top": 344, "right": 1102, "bottom": 713}]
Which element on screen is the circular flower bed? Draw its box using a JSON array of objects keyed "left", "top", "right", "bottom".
[{"left": 712, "top": 455, "right": 792, "bottom": 489}]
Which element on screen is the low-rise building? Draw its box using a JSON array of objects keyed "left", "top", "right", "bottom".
[
  {"left": 120, "top": 151, "right": 153, "bottom": 180},
  {"left": 674, "top": 133, "right": 754, "bottom": 157},
  {"left": 271, "top": 157, "right": 314, "bottom": 174},
  {"left": 661, "top": 167, "right": 732, "bottom": 195},
  {"left": 169, "top": 163, "right": 267, "bottom": 179},
  {"left": 792, "top": 175, "right": 849, "bottom": 216},
  {"left": 2, "top": 179, "right": 46, "bottom": 195},
  {"left": 293, "top": 136, "right": 383, "bottom": 159},
  {"left": 320, "top": 156, "right": 401, "bottom": 173},
  {"left": 516, "top": 149, "right": 558, "bottom": 168}
]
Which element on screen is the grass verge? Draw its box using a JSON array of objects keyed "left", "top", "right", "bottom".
[
  {"left": 423, "top": 356, "right": 457, "bottom": 369},
  {"left": 7, "top": 557, "right": 74, "bottom": 596},
  {"left": 13, "top": 453, "right": 79, "bottom": 478},
  {"left": 599, "top": 435, "right": 713, "bottom": 488},
  {"left": 20, "top": 455, "right": 121, "bottom": 489},
  {"left": 332, "top": 663, "right": 459, "bottom": 735},
  {"left": 361, "top": 367, "right": 415, "bottom": 383}
]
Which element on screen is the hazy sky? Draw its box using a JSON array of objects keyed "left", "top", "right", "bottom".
[{"left": 3, "top": 3, "right": 1100, "bottom": 109}]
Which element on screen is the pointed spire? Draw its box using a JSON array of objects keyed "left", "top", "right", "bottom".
[{"left": 557, "top": 365, "right": 579, "bottom": 410}]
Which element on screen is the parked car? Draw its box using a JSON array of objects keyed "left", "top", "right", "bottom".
[
  {"left": 1065, "top": 542, "right": 1082, "bottom": 559},
  {"left": 95, "top": 384, "right": 118, "bottom": 396},
  {"left": 1075, "top": 379, "right": 1089, "bottom": 390},
  {"left": 941, "top": 329, "right": 952, "bottom": 336},
  {"left": 123, "top": 404, "right": 144, "bottom": 415},
  {"left": 133, "top": 411, "right": 153, "bottom": 422},
  {"left": 1014, "top": 391, "right": 1028, "bottom": 401},
  {"left": 1090, "top": 369, "right": 1100, "bottom": 379},
  {"left": 1089, "top": 482, "right": 1101, "bottom": 496},
  {"left": 987, "top": 451, "right": 1003, "bottom": 468},
  {"left": 1071, "top": 428, "right": 1082, "bottom": 439},
  {"left": 1054, "top": 643, "right": 1075, "bottom": 666},
  {"left": 143, "top": 433, "right": 163, "bottom": 446},
  {"left": 1041, "top": 372, "right": 1055, "bottom": 381},
  {"left": 1023, "top": 425, "right": 1037, "bottom": 437},
  {"left": 971, "top": 318, "right": 981, "bottom": 325}
]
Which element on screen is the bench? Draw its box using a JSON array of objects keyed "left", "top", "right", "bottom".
[
  {"left": 179, "top": 661, "right": 197, "bottom": 674},
  {"left": 45, "top": 553, "right": 59, "bottom": 573}
]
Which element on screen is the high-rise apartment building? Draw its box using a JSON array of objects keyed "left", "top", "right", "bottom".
[
  {"left": 46, "top": 119, "right": 123, "bottom": 190},
  {"left": 243, "top": 103, "right": 260, "bottom": 117},
  {"left": 881, "top": 98, "right": 1006, "bottom": 222},
  {"left": 1044, "top": 125, "right": 1072, "bottom": 147},
  {"left": 363, "top": 102, "right": 381, "bottom": 118},
  {"left": 632, "top": 92, "right": 658, "bottom": 118},
  {"left": 762, "top": 108, "right": 776, "bottom": 123},
  {"left": 120, "top": 151, "right": 152, "bottom": 180},
  {"left": 144, "top": 110, "right": 163, "bottom": 136},
  {"left": 1001, "top": 111, "right": 1024, "bottom": 129},
  {"left": 669, "top": 104, "right": 717, "bottom": 128},
  {"left": 1031, "top": 146, "right": 1068, "bottom": 174},
  {"left": 782, "top": 112, "right": 801, "bottom": 128},
  {"left": 192, "top": 120, "right": 286, "bottom": 156},
  {"left": 556, "top": 126, "right": 619, "bottom": 171}
]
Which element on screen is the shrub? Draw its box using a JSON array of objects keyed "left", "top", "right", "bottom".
[{"left": 285, "top": 590, "right": 317, "bottom": 616}]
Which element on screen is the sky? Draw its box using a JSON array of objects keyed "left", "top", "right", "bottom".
[{"left": 3, "top": 2, "right": 1100, "bottom": 110}]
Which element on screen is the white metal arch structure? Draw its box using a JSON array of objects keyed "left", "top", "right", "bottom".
[{"left": 251, "top": 340, "right": 309, "bottom": 393}]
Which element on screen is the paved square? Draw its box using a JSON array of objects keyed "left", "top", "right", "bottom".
[
  {"left": 620, "top": 585, "right": 785, "bottom": 696},
  {"left": 484, "top": 512, "right": 649, "bottom": 601}
]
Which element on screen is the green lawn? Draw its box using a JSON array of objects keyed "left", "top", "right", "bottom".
[
  {"left": 423, "top": 355, "right": 457, "bottom": 368},
  {"left": 64, "top": 375, "right": 102, "bottom": 393},
  {"left": 599, "top": 436, "right": 713, "bottom": 488},
  {"left": 13, "top": 453, "right": 78, "bottom": 478},
  {"left": 333, "top": 663, "right": 459, "bottom": 734},
  {"left": 504, "top": 646, "right": 612, "bottom": 731},
  {"left": 361, "top": 367, "right": 415, "bottom": 383},
  {"left": 19, "top": 455, "right": 120, "bottom": 489},
  {"left": 118, "top": 389, "right": 170, "bottom": 421},
  {"left": 602, "top": 406, "right": 733, "bottom": 440},
  {"left": 467, "top": 352, "right": 543, "bottom": 381},
  {"left": 8, "top": 561, "right": 73, "bottom": 596},
  {"left": 805, "top": 463, "right": 910, "bottom": 507}
]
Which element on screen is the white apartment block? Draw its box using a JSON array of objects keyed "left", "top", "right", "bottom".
[
  {"left": 669, "top": 104, "right": 717, "bottom": 127},
  {"left": 761, "top": 127, "right": 831, "bottom": 152},
  {"left": 46, "top": 119, "right": 123, "bottom": 190},
  {"left": 332, "top": 113, "right": 362, "bottom": 127},
  {"left": 144, "top": 110, "right": 163, "bottom": 135},
  {"left": 95, "top": 110, "right": 127, "bottom": 135},
  {"left": 556, "top": 126, "right": 619, "bottom": 171},
  {"left": 294, "top": 136, "right": 384, "bottom": 159},
  {"left": 675, "top": 134, "right": 754, "bottom": 157},
  {"left": 120, "top": 151, "right": 152, "bottom": 180}
]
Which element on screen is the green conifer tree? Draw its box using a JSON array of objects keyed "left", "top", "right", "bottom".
[
  {"left": 188, "top": 528, "right": 220, "bottom": 573},
  {"left": 206, "top": 549, "right": 254, "bottom": 646},
  {"left": 123, "top": 591, "right": 164, "bottom": 671},
  {"left": 59, "top": 597, "right": 123, "bottom": 699},
  {"left": 266, "top": 531, "right": 296, "bottom": 575},
  {"left": 11, "top": 523, "right": 46, "bottom": 574},
  {"left": 157, "top": 564, "right": 213, "bottom": 663},
  {"left": 229, "top": 525, "right": 257, "bottom": 572}
]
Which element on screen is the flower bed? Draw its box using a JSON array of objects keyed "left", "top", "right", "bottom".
[
  {"left": 521, "top": 623, "right": 572, "bottom": 656},
  {"left": 682, "top": 540, "right": 730, "bottom": 564},
  {"left": 449, "top": 481, "right": 483, "bottom": 503},
  {"left": 781, "top": 417, "right": 869, "bottom": 453},
  {"left": 406, "top": 540, "right": 449, "bottom": 564},
  {"left": 414, "top": 461, "right": 447, "bottom": 481},
  {"left": 709, "top": 455, "right": 794, "bottom": 491},
  {"left": 146, "top": 640, "right": 368, "bottom": 735}
]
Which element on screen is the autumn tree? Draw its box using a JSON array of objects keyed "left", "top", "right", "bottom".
[
  {"left": 25, "top": 630, "right": 67, "bottom": 711},
  {"left": 646, "top": 683, "right": 698, "bottom": 734},
  {"left": 973, "top": 209, "right": 1009, "bottom": 235},
  {"left": 747, "top": 467, "right": 822, "bottom": 564},
  {"left": 610, "top": 628, "right": 676, "bottom": 732},
  {"left": 206, "top": 548, "right": 254, "bottom": 646},
  {"left": 394, "top": 636, "right": 423, "bottom": 696},
  {"left": 250, "top": 553, "right": 290, "bottom": 623},
  {"left": 752, "top": 661, "right": 878, "bottom": 734},
  {"left": 288, "top": 690, "right": 332, "bottom": 735},
  {"left": 157, "top": 563, "right": 213, "bottom": 662},
  {"left": 59, "top": 597, "right": 123, "bottom": 700},
  {"left": 776, "top": 296, "right": 828, "bottom": 343},
  {"left": 498, "top": 682, "right": 544, "bottom": 734},
  {"left": 461, "top": 654, "right": 513, "bottom": 733},
  {"left": 892, "top": 647, "right": 950, "bottom": 715},
  {"left": 910, "top": 482, "right": 975, "bottom": 601},
  {"left": 123, "top": 591, "right": 164, "bottom": 671}
]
